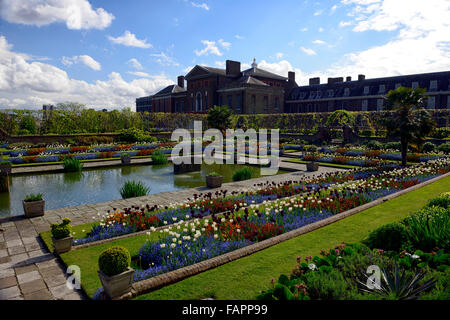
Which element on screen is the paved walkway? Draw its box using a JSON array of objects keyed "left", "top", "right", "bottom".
[{"left": 0, "top": 158, "right": 344, "bottom": 300}]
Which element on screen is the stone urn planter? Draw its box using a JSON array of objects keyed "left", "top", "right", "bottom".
[
  {"left": 121, "top": 155, "right": 131, "bottom": 164},
  {"left": 206, "top": 174, "right": 223, "bottom": 188},
  {"left": 52, "top": 235, "right": 73, "bottom": 254},
  {"left": 0, "top": 163, "right": 12, "bottom": 175},
  {"left": 22, "top": 200, "right": 45, "bottom": 218},
  {"left": 98, "top": 267, "right": 134, "bottom": 299},
  {"left": 306, "top": 161, "right": 319, "bottom": 172}
]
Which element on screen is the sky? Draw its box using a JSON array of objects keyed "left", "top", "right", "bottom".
[{"left": 0, "top": 0, "right": 449, "bottom": 110}]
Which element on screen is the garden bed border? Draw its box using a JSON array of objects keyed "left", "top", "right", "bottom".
[{"left": 110, "top": 171, "right": 450, "bottom": 300}]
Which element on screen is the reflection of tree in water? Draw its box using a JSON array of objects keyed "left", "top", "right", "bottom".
[
  {"left": 64, "top": 171, "right": 83, "bottom": 184},
  {"left": 121, "top": 166, "right": 132, "bottom": 176}
]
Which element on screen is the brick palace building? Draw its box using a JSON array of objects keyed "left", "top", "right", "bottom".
[{"left": 136, "top": 60, "right": 450, "bottom": 114}]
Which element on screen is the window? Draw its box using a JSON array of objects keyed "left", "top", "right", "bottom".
[
  {"left": 344, "top": 88, "right": 350, "bottom": 97},
  {"left": 427, "top": 96, "right": 435, "bottom": 109},
  {"left": 236, "top": 94, "right": 242, "bottom": 113},
  {"left": 196, "top": 92, "right": 202, "bottom": 111},
  {"left": 205, "top": 95, "right": 208, "bottom": 110},
  {"left": 316, "top": 91, "right": 322, "bottom": 99},
  {"left": 378, "top": 84, "right": 385, "bottom": 94},
  {"left": 227, "top": 95, "right": 232, "bottom": 108},
  {"left": 363, "top": 86, "right": 370, "bottom": 95},
  {"left": 327, "top": 90, "right": 334, "bottom": 98},
  {"left": 362, "top": 99, "right": 368, "bottom": 111},
  {"left": 430, "top": 80, "right": 438, "bottom": 91},
  {"left": 309, "top": 91, "right": 316, "bottom": 99},
  {"left": 263, "top": 96, "right": 268, "bottom": 112},
  {"left": 412, "top": 82, "right": 419, "bottom": 89},
  {"left": 395, "top": 83, "right": 401, "bottom": 89},
  {"left": 204, "top": 80, "right": 209, "bottom": 87},
  {"left": 251, "top": 95, "right": 256, "bottom": 113},
  {"left": 327, "top": 100, "right": 333, "bottom": 112},
  {"left": 377, "top": 99, "right": 383, "bottom": 111},
  {"left": 274, "top": 96, "right": 279, "bottom": 111}
]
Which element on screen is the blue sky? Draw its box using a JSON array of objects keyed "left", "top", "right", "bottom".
[{"left": 0, "top": 0, "right": 449, "bottom": 110}]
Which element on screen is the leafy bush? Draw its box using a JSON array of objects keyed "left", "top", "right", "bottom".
[
  {"left": 208, "top": 172, "right": 221, "bottom": 177},
  {"left": 0, "top": 160, "right": 12, "bottom": 165},
  {"left": 304, "top": 145, "right": 318, "bottom": 153},
  {"left": 257, "top": 275, "right": 310, "bottom": 300},
  {"left": 437, "top": 142, "right": 450, "bottom": 154},
  {"left": 207, "top": 105, "right": 232, "bottom": 132},
  {"left": 422, "top": 142, "right": 436, "bottom": 153},
  {"left": 62, "top": 156, "right": 83, "bottom": 172},
  {"left": 23, "top": 193, "right": 43, "bottom": 202},
  {"left": 51, "top": 218, "right": 72, "bottom": 240},
  {"left": 232, "top": 167, "right": 252, "bottom": 181},
  {"left": 359, "top": 128, "right": 375, "bottom": 137},
  {"left": 403, "top": 206, "right": 450, "bottom": 252},
  {"left": 363, "top": 223, "right": 409, "bottom": 252},
  {"left": 98, "top": 246, "right": 131, "bottom": 277},
  {"left": 118, "top": 128, "right": 155, "bottom": 143},
  {"left": 430, "top": 127, "right": 450, "bottom": 139},
  {"left": 325, "top": 110, "right": 355, "bottom": 128},
  {"left": 426, "top": 194, "right": 450, "bottom": 209},
  {"left": 365, "top": 140, "right": 383, "bottom": 150},
  {"left": 151, "top": 149, "right": 168, "bottom": 165},
  {"left": 120, "top": 180, "right": 150, "bottom": 199},
  {"left": 385, "top": 142, "right": 401, "bottom": 151}
]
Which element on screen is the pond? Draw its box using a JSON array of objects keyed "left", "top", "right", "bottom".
[{"left": 0, "top": 163, "right": 288, "bottom": 218}]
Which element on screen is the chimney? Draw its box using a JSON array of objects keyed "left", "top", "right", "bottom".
[
  {"left": 358, "top": 74, "right": 366, "bottom": 81},
  {"left": 226, "top": 60, "right": 241, "bottom": 76},
  {"left": 288, "top": 71, "right": 295, "bottom": 83},
  {"left": 177, "top": 76, "right": 185, "bottom": 88},
  {"left": 346, "top": 76, "right": 352, "bottom": 82},
  {"left": 327, "top": 77, "right": 344, "bottom": 85},
  {"left": 309, "top": 77, "right": 320, "bottom": 85}
]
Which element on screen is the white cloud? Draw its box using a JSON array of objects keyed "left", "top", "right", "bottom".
[
  {"left": 218, "top": 39, "right": 231, "bottom": 50},
  {"left": 312, "top": 40, "right": 326, "bottom": 45},
  {"left": 275, "top": 52, "right": 284, "bottom": 59},
  {"left": 127, "top": 58, "right": 143, "bottom": 70},
  {"left": 235, "top": 35, "right": 244, "bottom": 40},
  {"left": 214, "top": 61, "right": 225, "bottom": 68},
  {"left": 150, "top": 52, "right": 179, "bottom": 67},
  {"left": 128, "top": 71, "right": 150, "bottom": 78},
  {"left": 300, "top": 27, "right": 308, "bottom": 32},
  {"left": 0, "top": 0, "right": 114, "bottom": 30},
  {"left": 257, "top": 60, "right": 295, "bottom": 77},
  {"left": 182, "top": 66, "right": 194, "bottom": 73},
  {"left": 331, "top": 5, "right": 338, "bottom": 12},
  {"left": 314, "top": 10, "right": 323, "bottom": 16},
  {"left": 61, "top": 55, "right": 101, "bottom": 71},
  {"left": 191, "top": 2, "right": 209, "bottom": 10},
  {"left": 0, "top": 36, "right": 172, "bottom": 110},
  {"left": 194, "top": 40, "right": 223, "bottom": 56},
  {"left": 318, "top": 27, "right": 324, "bottom": 32},
  {"left": 108, "top": 31, "right": 152, "bottom": 49},
  {"left": 339, "top": 21, "right": 353, "bottom": 27},
  {"left": 300, "top": 47, "right": 317, "bottom": 56}
]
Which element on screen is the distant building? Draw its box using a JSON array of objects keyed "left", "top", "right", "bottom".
[{"left": 136, "top": 60, "right": 450, "bottom": 114}]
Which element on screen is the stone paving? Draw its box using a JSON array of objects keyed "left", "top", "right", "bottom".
[{"left": 0, "top": 158, "right": 344, "bottom": 300}]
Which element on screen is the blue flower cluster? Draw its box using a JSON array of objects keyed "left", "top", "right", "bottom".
[
  {"left": 73, "top": 223, "right": 137, "bottom": 246},
  {"left": 284, "top": 145, "right": 303, "bottom": 151}
]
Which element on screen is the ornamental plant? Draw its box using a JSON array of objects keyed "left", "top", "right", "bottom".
[
  {"left": 120, "top": 180, "right": 150, "bottom": 199},
  {"left": 363, "top": 222, "right": 409, "bottom": 252},
  {"left": 62, "top": 156, "right": 83, "bottom": 172},
  {"left": 23, "top": 193, "right": 43, "bottom": 202},
  {"left": 208, "top": 172, "right": 221, "bottom": 177},
  {"left": 98, "top": 246, "right": 131, "bottom": 277},
  {"left": 232, "top": 168, "right": 252, "bottom": 181},
  {"left": 151, "top": 149, "right": 168, "bottom": 165},
  {"left": 51, "top": 218, "right": 72, "bottom": 240}
]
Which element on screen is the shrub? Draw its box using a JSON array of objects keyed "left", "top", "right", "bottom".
[
  {"left": 208, "top": 172, "right": 221, "bottom": 177},
  {"left": 365, "top": 140, "right": 383, "bottom": 150},
  {"left": 23, "top": 193, "right": 43, "bottom": 202},
  {"left": 0, "top": 160, "right": 12, "bottom": 165},
  {"left": 437, "top": 142, "right": 450, "bottom": 154},
  {"left": 120, "top": 180, "right": 150, "bottom": 199},
  {"left": 426, "top": 194, "right": 450, "bottom": 209},
  {"left": 151, "top": 149, "right": 168, "bottom": 165},
  {"left": 430, "top": 127, "right": 450, "bottom": 139},
  {"left": 98, "top": 246, "right": 131, "bottom": 277},
  {"left": 363, "top": 222, "right": 409, "bottom": 252},
  {"left": 207, "top": 105, "right": 232, "bottom": 132},
  {"left": 422, "top": 142, "right": 436, "bottom": 153},
  {"left": 232, "top": 167, "right": 252, "bottom": 181},
  {"left": 118, "top": 128, "right": 154, "bottom": 143},
  {"left": 403, "top": 206, "right": 450, "bottom": 252},
  {"left": 385, "top": 142, "right": 401, "bottom": 151},
  {"left": 62, "top": 156, "right": 83, "bottom": 172},
  {"left": 304, "top": 145, "right": 318, "bottom": 153},
  {"left": 51, "top": 218, "right": 72, "bottom": 240},
  {"left": 359, "top": 128, "right": 375, "bottom": 137}
]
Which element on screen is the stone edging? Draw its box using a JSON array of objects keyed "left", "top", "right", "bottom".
[{"left": 114, "top": 171, "right": 449, "bottom": 300}]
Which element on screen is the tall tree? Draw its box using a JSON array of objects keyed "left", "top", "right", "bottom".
[
  {"left": 382, "top": 87, "right": 435, "bottom": 166},
  {"left": 207, "top": 105, "right": 232, "bottom": 133}
]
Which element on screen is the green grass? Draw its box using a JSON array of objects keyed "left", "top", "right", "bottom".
[
  {"left": 284, "top": 158, "right": 358, "bottom": 169},
  {"left": 45, "top": 176, "right": 449, "bottom": 300},
  {"left": 41, "top": 222, "right": 97, "bottom": 252}
]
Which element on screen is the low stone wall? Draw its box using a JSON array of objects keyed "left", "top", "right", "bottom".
[
  {"left": 6, "top": 133, "right": 119, "bottom": 145},
  {"left": 113, "top": 171, "right": 449, "bottom": 300}
]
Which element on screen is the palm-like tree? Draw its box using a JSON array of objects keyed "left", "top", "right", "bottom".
[{"left": 382, "top": 87, "right": 435, "bottom": 166}]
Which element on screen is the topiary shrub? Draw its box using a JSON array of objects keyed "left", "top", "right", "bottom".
[
  {"left": 437, "top": 142, "right": 450, "bottom": 154},
  {"left": 98, "top": 246, "right": 131, "bottom": 277},
  {"left": 232, "top": 167, "right": 252, "bottom": 181},
  {"left": 385, "top": 141, "right": 401, "bottom": 151},
  {"left": 422, "top": 142, "right": 436, "bottom": 153},
  {"left": 363, "top": 222, "right": 409, "bottom": 252},
  {"left": 425, "top": 194, "right": 450, "bottom": 209},
  {"left": 304, "top": 145, "right": 318, "bottom": 153},
  {"left": 118, "top": 128, "right": 155, "bottom": 143},
  {"left": 365, "top": 140, "right": 383, "bottom": 150},
  {"left": 51, "top": 218, "right": 72, "bottom": 240}
]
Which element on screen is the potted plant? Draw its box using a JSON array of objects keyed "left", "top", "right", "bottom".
[
  {"left": 51, "top": 218, "right": 73, "bottom": 254},
  {"left": 98, "top": 246, "right": 134, "bottom": 299},
  {"left": 120, "top": 153, "right": 131, "bottom": 164},
  {"left": 206, "top": 172, "right": 223, "bottom": 188},
  {"left": 0, "top": 160, "right": 12, "bottom": 175},
  {"left": 23, "top": 193, "right": 45, "bottom": 217}
]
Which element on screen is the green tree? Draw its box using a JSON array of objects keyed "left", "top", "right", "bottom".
[
  {"left": 19, "top": 114, "right": 37, "bottom": 134},
  {"left": 207, "top": 105, "right": 232, "bottom": 132},
  {"left": 325, "top": 110, "right": 355, "bottom": 128},
  {"left": 382, "top": 87, "right": 435, "bottom": 166}
]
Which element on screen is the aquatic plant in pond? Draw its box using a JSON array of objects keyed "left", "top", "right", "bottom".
[
  {"left": 120, "top": 180, "right": 150, "bottom": 199},
  {"left": 63, "top": 157, "right": 83, "bottom": 172}
]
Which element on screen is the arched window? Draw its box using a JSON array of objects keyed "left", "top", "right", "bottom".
[{"left": 196, "top": 92, "right": 202, "bottom": 111}]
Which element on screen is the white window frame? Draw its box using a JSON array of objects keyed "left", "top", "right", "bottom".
[
  {"left": 427, "top": 96, "right": 435, "bottom": 109},
  {"left": 377, "top": 99, "right": 383, "bottom": 112},
  {"left": 430, "top": 80, "right": 438, "bottom": 91},
  {"left": 344, "top": 88, "right": 350, "bottom": 97},
  {"left": 378, "top": 84, "right": 385, "bottom": 94},
  {"left": 362, "top": 99, "right": 368, "bottom": 111},
  {"left": 412, "top": 82, "right": 419, "bottom": 89},
  {"left": 363, "top": 86, "right": 369, "bottom": 95}
]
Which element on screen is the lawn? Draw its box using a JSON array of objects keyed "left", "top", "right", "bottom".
[
  {"left": 49, "top": 175, "right": 449, "bottom": 300},
  {"left": 283, "top": 158, "right": 358, "bottom": 169}
]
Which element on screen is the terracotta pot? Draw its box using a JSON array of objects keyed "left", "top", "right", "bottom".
[
  {"left": 206, "top": 175, "right": 222, "bottom": 188},
  {"left": 52, "top": 235, "right": 73, "bottom": 254},
  {"left": 98, "top": 267, "right": 134, "bottom": 299},
  {"left": 22, "top": 200, "right": 45, "bottom": 218},
  {"left": 306, "top": 161, "right": 319, "bottom": 172}
]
